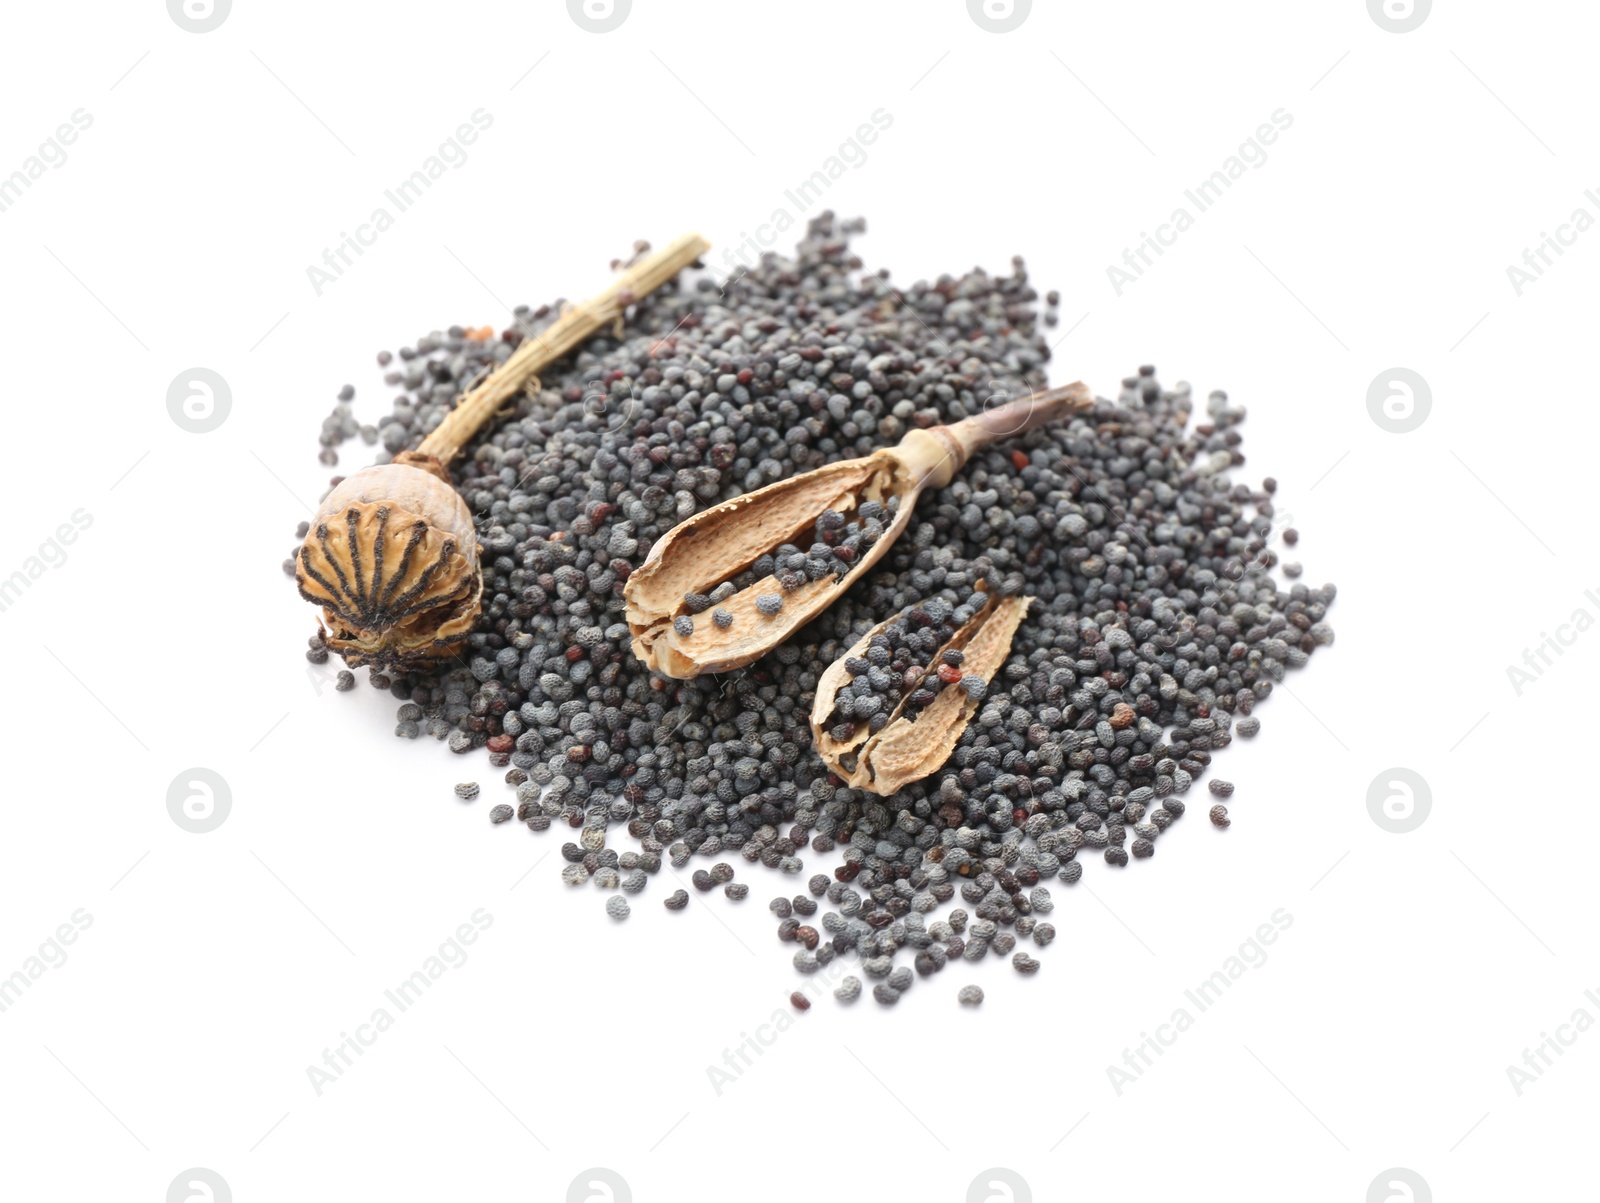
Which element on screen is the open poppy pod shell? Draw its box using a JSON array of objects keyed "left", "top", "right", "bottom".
[
  {"left": 811, "top": 589, "right": 1032, "bottom": 796},
  {"left": 296, "top": 452, "right": 482, "bottom": 671}
]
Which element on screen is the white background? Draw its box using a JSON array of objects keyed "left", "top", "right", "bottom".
[{"left": 0, "top": 2, "right": 1592, "bottom": 1200}]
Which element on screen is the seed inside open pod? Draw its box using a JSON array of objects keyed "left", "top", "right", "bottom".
[
  {"left": 625, "top": 381, "right": 1091, "bottom": 678},
  {"left": 622, "top": 449, "right": 921, "bottom": 677},
  {"left": 811, "top": 586, "right": 1032, "bottom": 796}
]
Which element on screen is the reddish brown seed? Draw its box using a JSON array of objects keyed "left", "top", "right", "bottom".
[
  {"left": 790, "top": 991, "right": 811, "bottom": 1011},
  {"left": 937, "top": 663, "right": 963, "bottom": 684},
  {"left": 796, "top": 925, "right": 819, "bottom": 950}
]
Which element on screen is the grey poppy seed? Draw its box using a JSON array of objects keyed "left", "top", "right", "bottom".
[{"left": 298, "top": 221, "right": 1334, "bottom": 1004}]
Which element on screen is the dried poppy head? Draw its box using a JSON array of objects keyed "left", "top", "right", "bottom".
[{"left": 296, "top": 452, "right": 482, "bottom": 672}]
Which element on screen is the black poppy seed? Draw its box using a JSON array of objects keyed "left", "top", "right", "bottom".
[
  {"left": 300, "top": 220, "right": 1334, "bottom": 1007},
  {"left": 673, "top": 615, "right": 694, "bottom": 637},
  {"left": 454, "top": 782, "right": 479, "bottom": 801},
  {"left": 490, "top": 804, "right": 513, "bottom": 824},
  {"left": 958, "top": 984, "right": 984, "bottom": 1006},
  {"left": 663, "top": 890, "right": 689, "bottom": 911},
  {"left": 1210, "top": 805, "right": 1231, "bottom": 828}
]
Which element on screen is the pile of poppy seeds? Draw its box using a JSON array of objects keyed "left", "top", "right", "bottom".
[{"left": 293, "top": 214, "right": 1335, "bottom": 1007}]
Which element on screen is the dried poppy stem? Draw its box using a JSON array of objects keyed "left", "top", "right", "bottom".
[
  {"left": 625, "top": 380, "right": 1094, "bottom": 678},
  {"left": 297, "top": 233, "right": 710, "bottom": 671},
  {"left": 418, "top": 231, "right": 712, "bottom": 465}
]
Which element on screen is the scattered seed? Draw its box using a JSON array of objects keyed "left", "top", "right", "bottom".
[{"left": 299, "top": 218, "right": 1335, "bottom": 1013}]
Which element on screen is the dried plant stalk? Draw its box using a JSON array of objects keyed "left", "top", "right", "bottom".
[
  {"left": 297, "top": 233, "right": 710, "bottom": 670},
  {"left": 812, "top": 591, "right": 1032, "bottom": 795},
  {"left": 417, "top": 232, "right": 711, "bottom": 464},
  {"left": 625, "top": 381, "right": 1091, "bottom": 678}
]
